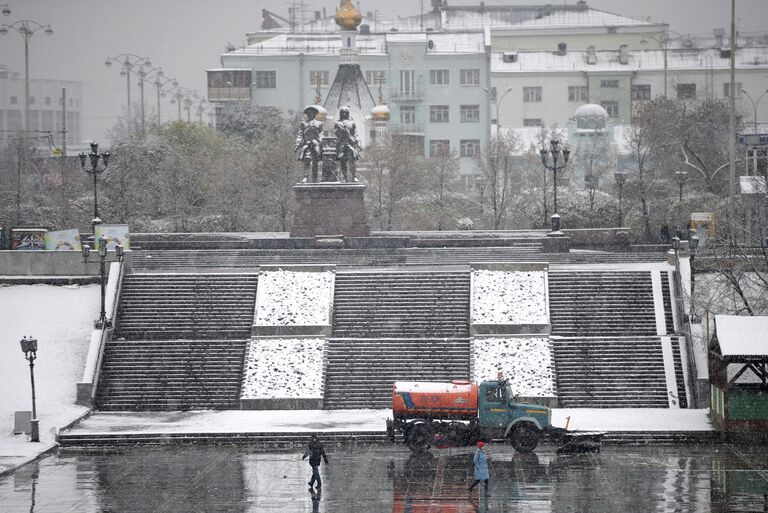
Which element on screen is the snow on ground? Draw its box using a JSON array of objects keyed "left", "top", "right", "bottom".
[
  {"left": 0, "top": 284, "right": 97, "bottom": 473},
  {"left": 474, "top": 337, "right": 556, "bottom": 397},
  {"left": 255, "top": 270, "right": 333, "bottom": 326},
  {"left": 241, "top": 338, "right": 325, "bottom": 399},
  {"left": 63, "top": 408, "right": 714, "bottom": 435},
  {"left": 472, "top": 270, "right": 547, "bottom": 325}
]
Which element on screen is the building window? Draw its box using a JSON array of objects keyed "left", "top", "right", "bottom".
[
  {"left": 399, "top": 70, "right": 415, "bottom": 95},
  {"left": 724, "top": 82, "right": 742, "bottom": 98},
  {"left": 28, "top": 96, "right": 36, "bottom": 105},
  {"left": 429, "top": 105, "right": 449, "bottom": 123},
  {"left": 460, "top": 139, "right": 481, "bottom": 157},
  {"left": 254, "top": 70, "right": 277, "bottom": 88},
  {"left": 677, "top": 83, "right": 696, "bottom": 100},
  {"left": 523, "top": 87, "right": 542, "bottom": 102},
  {"left": 400, "top": 106, "right": 416, "bottom": 124},
  {"left": 601, "top": 101, "right": 619, "bottom": 118},
  {"left": 429, "top": 139, "right": 450, "bottom": 156},
  {"left": 45, "top": 97, "right": 51, "bottom": 106},
  {"left": 568, "top": 86, "right": 588, "bottom": 102},
  {"left": 69, "top": 98, "right": 74, "bottom": 106},
  {"left": 459, "top": 69, "right": 480, "bottom": 86},
  {"left": 309, "top": 70, "right": 329, "bottom": 86},
  {"left": 523, "top": 118, "right": 542, "bottom": 127},
  {"left": 600, "top": 79, "right": 619, "bottom": 88},
  {"left": 365, "top": 70, "right": 386, "bottom": 86},
  {"left": 430, "top": 69, "right": 450, "bottom": 86},
  {"left": 631, "top": 84, "right": 651, "bottom": 101},
  {"left": 10, "top": 96, "right": 18, "bottom": 105},
  {"left": 460, "top": 105, "right": 480, "bottom": 122}
]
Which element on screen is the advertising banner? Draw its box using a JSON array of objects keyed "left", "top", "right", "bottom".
[
  {"left": 44, "top": 229, "right": 82, "bottom": 251},
  {"left": 94, "top": 225, "right": 130, "bottom": 250},
  {"left": 11, "top": 228, "right": 47, "bottom": 250}
]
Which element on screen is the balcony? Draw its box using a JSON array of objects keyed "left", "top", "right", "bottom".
[
  {"left": 390, "top": 88, "right": 425, "bottom": 103},
  {"left": 390, "top": 122, "right": 426, "bottom": 134}
]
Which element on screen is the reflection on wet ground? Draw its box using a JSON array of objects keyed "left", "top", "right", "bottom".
[{"left": 1, "top": 443, "right": 767, "bottom": 512}]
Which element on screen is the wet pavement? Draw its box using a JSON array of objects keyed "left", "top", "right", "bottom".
[{"left": 1, "top": 443, "right": 767, "bottom": 512}]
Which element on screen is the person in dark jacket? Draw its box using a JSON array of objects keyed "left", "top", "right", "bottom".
[{"left": 302, "top": 434, "right": 329, "bottom": 489}]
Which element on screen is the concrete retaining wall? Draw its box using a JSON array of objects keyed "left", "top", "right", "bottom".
[{"left": 0, "top": 250, "right": 130, "bottom": 276}]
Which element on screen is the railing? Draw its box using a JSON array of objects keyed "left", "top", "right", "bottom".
[
  {"left": 75, "top": 257, "right": 127, "bottom": 407},
  {"left": 390, "top": 88, "right": 425, "bottom": 102},
  {"left": 389, "top": 122, "right": 426, "bottom": 134},
  {"left": 671, "top": 252, "right": 699, "bottom": 408}
]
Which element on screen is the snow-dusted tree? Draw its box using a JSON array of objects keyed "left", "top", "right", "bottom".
[
  {"left": 424, "top": 143, "right": 460, "bottom": 231},
  {"left": 216, "top": 103, "right": 289, "bottom": 144},
  {"left": 476, "top": 131, "right": 521, "bottom": 229},
  {"left": 572, "top": 132, "right": 616, "bottom": 227}
]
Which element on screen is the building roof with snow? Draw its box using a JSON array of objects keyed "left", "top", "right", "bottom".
[{"left": 712, "top": 315, "right": 768, "bottom": 358}]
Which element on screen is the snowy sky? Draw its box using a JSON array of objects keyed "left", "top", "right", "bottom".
[{"left": 1, "top": 0, "right": 765, "bottom": 143}]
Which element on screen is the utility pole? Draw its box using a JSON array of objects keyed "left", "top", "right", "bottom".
[
  {"left": 728, "top": 0, "right": 736, "bottom": 240},
  {"left": 60, "top": 87, "right": 70, "bottom": 224}
]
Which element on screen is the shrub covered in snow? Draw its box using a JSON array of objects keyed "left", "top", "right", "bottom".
[
  {"left": 255, "top": 270, "right": 333, "bottom": 326},
  {"left": 474, "top": 337, "right": 556, "bottom": 397},
  {"left": 241, "top": 338, "right": 325, "bottom": 399},
  {"left": 472, "top": 270, "right": 548, "bottom": 325}
]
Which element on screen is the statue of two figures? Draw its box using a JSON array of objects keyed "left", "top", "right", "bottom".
[{"left": 296, "top": 105, "right": 360, "bottom": 183}]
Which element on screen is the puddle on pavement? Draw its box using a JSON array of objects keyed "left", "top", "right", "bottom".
[{"left": 0, "top": 444, "right": 767, "bottom": 512}]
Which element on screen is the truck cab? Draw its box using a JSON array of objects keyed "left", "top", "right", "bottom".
[{"left": 478, "top": 380, "right": 551, "bottom": 452}]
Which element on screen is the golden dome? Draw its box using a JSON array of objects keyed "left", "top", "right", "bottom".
[
  {"left": 315, "top": 105, "right": 328, "bottom": 121},
  {"left": 371, "top": 104, "right": 390, "bottom": 121},
  {"left": 335, "top": 0, "right": 362, "bottom": 31}
]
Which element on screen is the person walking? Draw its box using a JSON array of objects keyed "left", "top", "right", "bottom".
[
  {"left": 468, "top": 440, "right": 489, "bottom": 493},
  {"left": 302, "top": 434, "right": 329, "bottom": 489}
]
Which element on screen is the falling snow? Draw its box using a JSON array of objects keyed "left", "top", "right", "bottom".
[
  {"left": 472, "top": 270, "right": 548, "bottom": 325},
  {"left": 255, "top": 270, "right": 334, "bottom": 326},
  {"left": 474, "top": 337, "right": 556, "bottom": 397},
  {"left": 241, "top": 338, "right": 325, "bottom": 399}
]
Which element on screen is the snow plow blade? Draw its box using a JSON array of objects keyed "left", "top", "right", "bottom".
[{"left": 549, "top": 428, "right": 604, "bottom": 453}]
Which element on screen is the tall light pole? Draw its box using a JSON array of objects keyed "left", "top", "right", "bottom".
[
  {"left": 151, "top": 76, "right": 178, "bottom": 126},
  {"left": 134, "top": 64, "right": 165, "bottom": 132},
  {"left": 79, "top": 142, "right": 110, "bottom": 232},
  {"left": 19, "top": 336, "right": 39, "bottom": 443},
  {"left": 0, "top": 19, "right": 54, "bottom": 133},
  {"left": 615, "top": 170, "right": 626, "bottom": 227},
  {"left": 675, "top": 170, "right": 688, "bottom": 202},
  {"left": 740, "top": 89, "right": 768, "bottom": 134},
  {"left": 0, "top": 5, "right": 11, "bottom": 16},
  {"left": 540, "top": 138, "right": 570, "bottom": 233},
  {"left": 483, "top": 87, "right": 513, "bottom": 127},
  {"left": 169, "top": 86, "right": 196, "bottom": 121},
  {"left": 105, "top": 54, "right": 152, "bottom": 126}
]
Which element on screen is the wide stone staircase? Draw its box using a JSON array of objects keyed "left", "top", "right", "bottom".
[
  {"left": 324, "top": 271, "right": 471, "bottom": 409},
  {"left": 95, "top": 273, "right": 258, "bottom": 411},
  {"left": 116, "top": 273, "right": 258, "bottom": 340},
  {"left": 548, "top": 271, "right": 686, "bottom": 408}
]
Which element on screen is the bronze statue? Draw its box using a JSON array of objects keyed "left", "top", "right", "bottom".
[
  {"left": 296, "top": 105, "right": 324, "bottom": 182},
  {"left": 334, "top": 106, "right": 361, "bottom": 182}
]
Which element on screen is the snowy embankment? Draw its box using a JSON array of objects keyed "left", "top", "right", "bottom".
[
  {"left": 474, "top": 337, "right": 556, "bottom": 397},
  {"left": 244, "top": 269, "right": 333, "bottom": 400},
  {"left": 472, "top": 270, "right": 548, "bottom": 325},
  {"left": 255, "top": 270, "right": 333, "bottom": 327},
  {"left": 241, "top": 338, "right": 325, "bottom": 399},
  {"left": 0, "top": 284, "right": 97, "bottom": 473}
]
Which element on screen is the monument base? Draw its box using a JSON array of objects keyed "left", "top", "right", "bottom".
[{"left": 291, "top": 182, "right": 370, "bottom": 238}]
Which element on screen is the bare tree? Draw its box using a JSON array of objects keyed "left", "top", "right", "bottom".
[{"left": 476, "top": 132, "right": 520, "bottom": 229}]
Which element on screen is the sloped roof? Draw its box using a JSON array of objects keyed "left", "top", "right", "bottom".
[{"left": 714, "top": 315, "right": 768, "bottom": 357}]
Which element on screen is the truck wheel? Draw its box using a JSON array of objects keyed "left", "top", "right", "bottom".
[
  {"left": 509, "top": 423, "right": 540, "bottom": 453},
  {"left": 406, "top": 423, "right": 432, "bottom": 452}
]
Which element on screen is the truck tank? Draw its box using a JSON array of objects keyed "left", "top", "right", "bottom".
[{"left": 392, "top": 381, "right": 478, "bottom": 420}]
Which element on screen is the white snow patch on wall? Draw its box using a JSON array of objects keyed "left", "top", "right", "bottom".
[
  {"left": 474, "top": 337, "right": 556, "bottom": 397},
  {"left": 255, "top": 270, "right": 333, "bottom": 326},
  {"left": 241, "top": 338, "right": 325, "bottom": 399},
  {"left": 472, "top": 270, "right": 547, "bottom": 324}
]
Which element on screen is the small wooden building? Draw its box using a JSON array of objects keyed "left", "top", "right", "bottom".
[{"left": 709, "top": 315, "right": 768, "bottom": 432}]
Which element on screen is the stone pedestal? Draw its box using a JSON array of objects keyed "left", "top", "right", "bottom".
[{"left": 291, "top": 182, "right": 370, "bottom": 238}]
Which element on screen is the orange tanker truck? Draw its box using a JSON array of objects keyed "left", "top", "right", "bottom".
[{"left": 386, "top": 378, "right": 600, "bottom": 453}]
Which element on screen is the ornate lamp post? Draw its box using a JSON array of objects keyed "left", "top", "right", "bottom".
[
  {"left": 539, "top": 138, "right": 570, "bottom": 233},
  {"left": 474, "top": 175, "right": 486, "bottom": 218},
  {"left": 675, "top": 170, "right": 688, "bottom": 201},
  {"left": 740, "top": 88, "right": 768, "bottom": 133},
  {"left": 1, "top": 5, "right": 11, "bottom": 16},
  {"left": 105, "top": 54, "right": 152, "bottom": 126},
  {"left": 134, "top": 64, "right": 164, "bottom": 133},
  {"left": 19, "top": 336, "right": 39, "bottom": 442},
  {"left": 151, "top": 75, "right": 178, "bottom": 126},
  {"left": 0, "top": 18, "right": 54, "bottom": 133},
  {"left": 689, "top": 232, "right": 700, "bottom": 324},
  {"left": 79, "top": 141, "right": 110, "bottom": 231},
  {"left": 83, "top": 236, "right": 112, "bottom": 329},
  {"left": 483, "top": 87, "right": 513, "bottom": 127},
  {"left": 169, "top": 86, "right": 196, "bottom": 121},
  {"left": 614, "top": 170, "right": 627, "bottom": 227}
]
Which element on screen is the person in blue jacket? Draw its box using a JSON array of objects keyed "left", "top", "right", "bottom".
[{"left": 468, "top": 440, "right": 489, "bottom": 493}]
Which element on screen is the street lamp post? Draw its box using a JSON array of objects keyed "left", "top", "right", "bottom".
[
  {"left": 483, "top": 87, "right": 513, "bottom": 127},
  {"left": 151, "top": 76, "right": 178, "bottom": 126},
  {"left": 105, "top": 54, "right": 152, "bottom": 126},
  {"left": 79, "top": 141, "right": 110, "bottom": 232},
  {"left": 19, "top": 336, "right": 39, "bottom": 442},
  {"left": 0, "top": 19, "right": 54, "bottom": 133},
  {"left": 474, "top": 175, "right": 486, "bottom": 219},
  {"left": 740, "top": 89, "right": 768, "bottom": 133},
  {"left": 615, "top": 170, "right": 627, "bottom": 227},
  {"left": 689, "top": 232, "right": 700, "bottom": 324},
  {"left": 675, "top": 170, "right": 688, "bottom": 201},
  {"left": 539, "top": 138, "right": 570, "bottom": 233},
  {"left": 84, "top": 236, "right": 112, "bottom": 329}
]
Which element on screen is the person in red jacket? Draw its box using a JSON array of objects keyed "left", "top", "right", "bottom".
[{"left": 302, "top": 434, "right": 329, "bottom": 489}]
